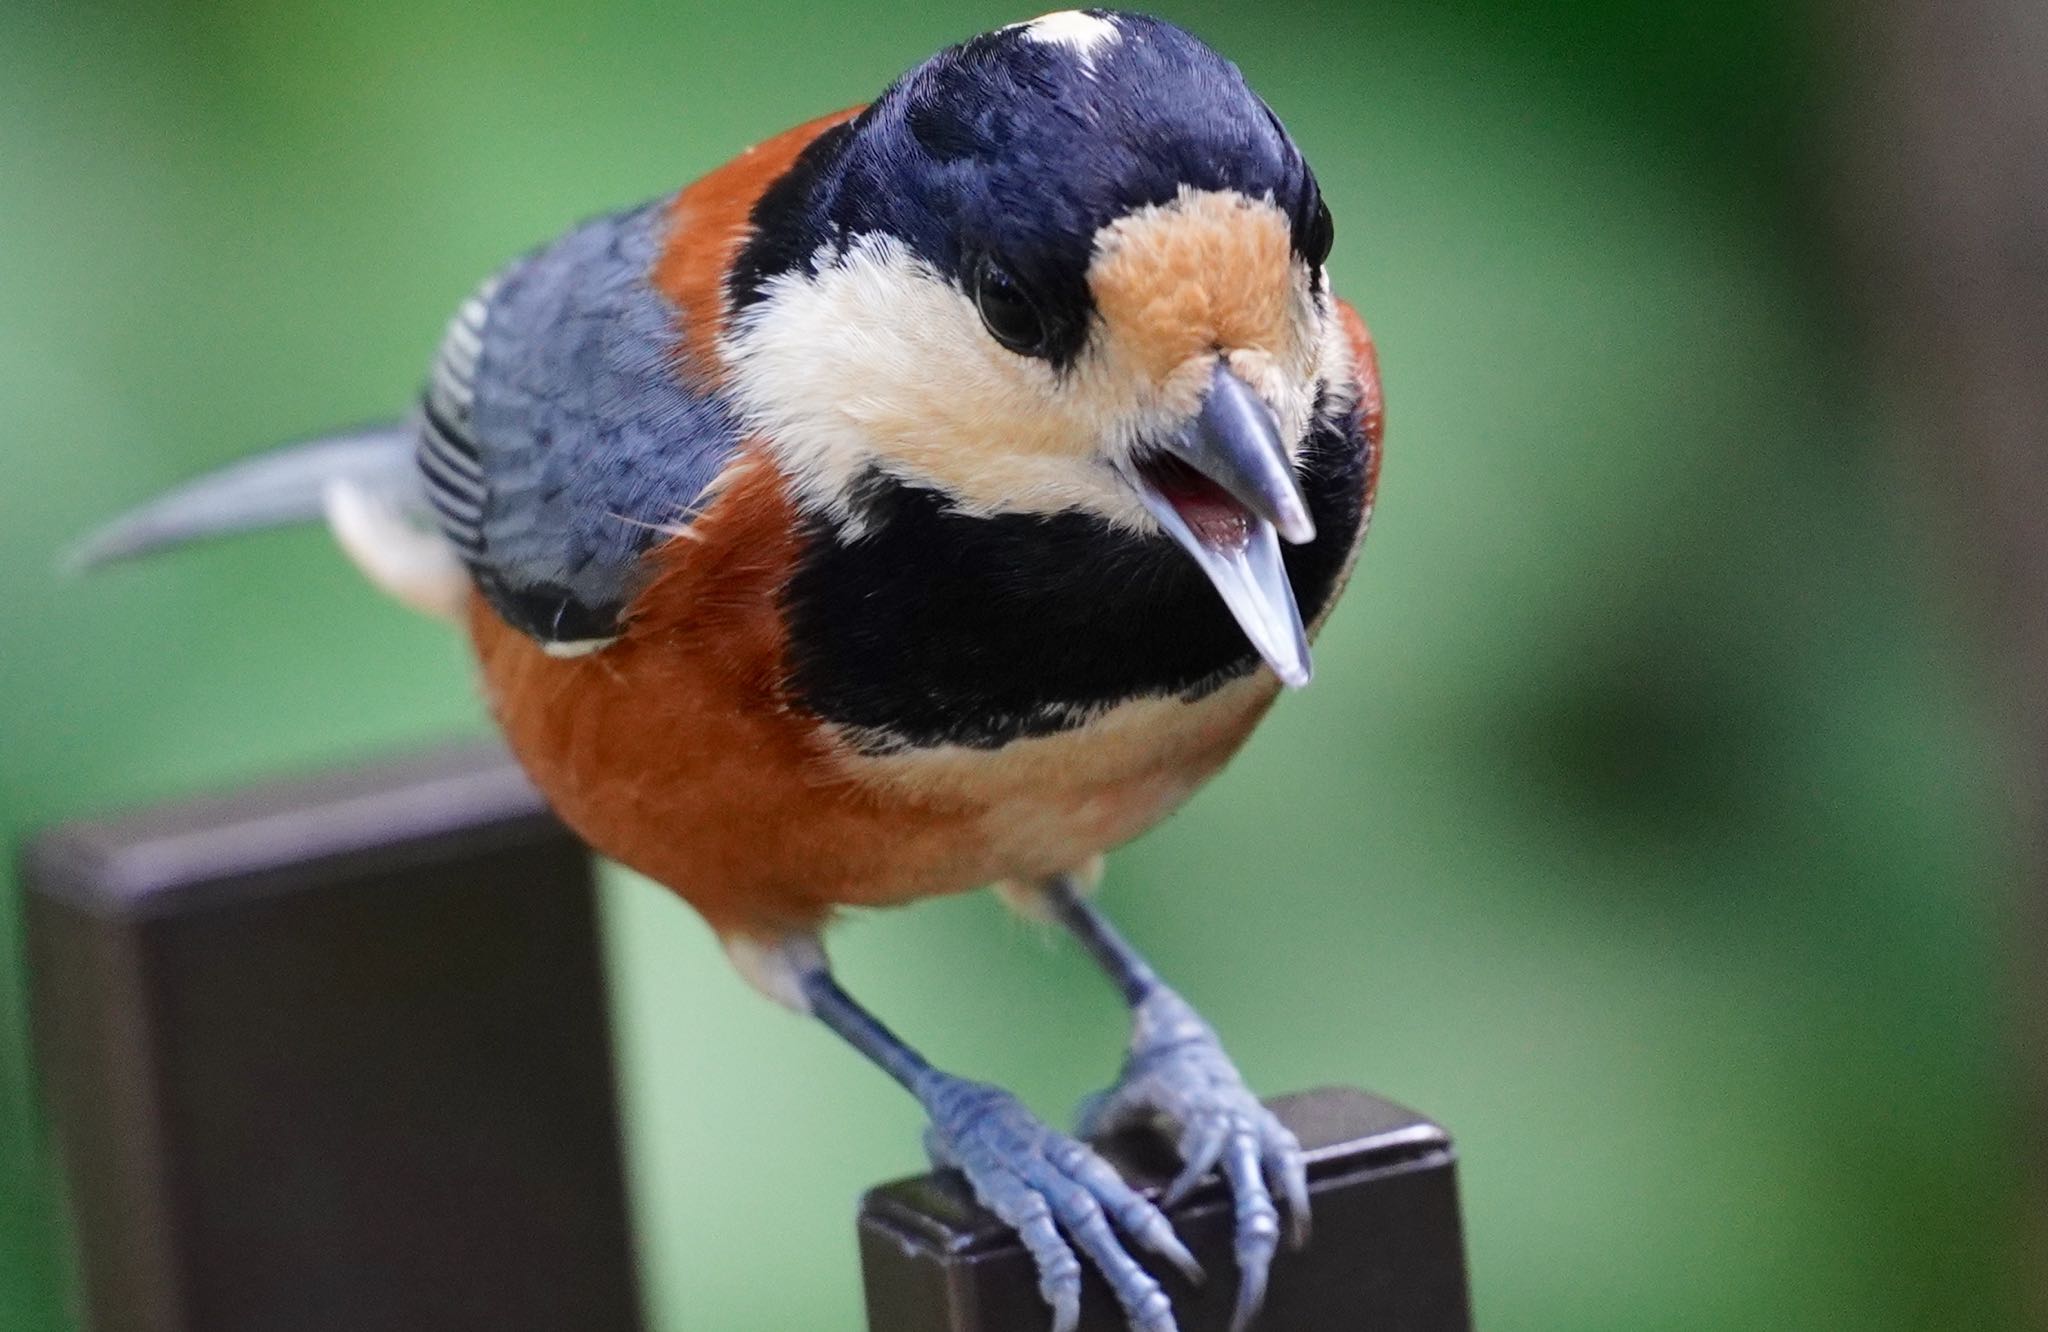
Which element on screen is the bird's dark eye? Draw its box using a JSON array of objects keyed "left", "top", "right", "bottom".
[
  {"left": 972, "top": 257, "right": 1049, "bottom": 356},
  {"left": 1303, "top": 197, "right": 1335, "bottom": 268}
]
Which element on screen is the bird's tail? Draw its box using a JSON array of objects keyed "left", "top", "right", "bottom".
[
  {"left": 65, "top": 422, "right": 421, "bottom": 571},
  {"left": 67, "top": 419, "right": 469, "bottom": 619}
]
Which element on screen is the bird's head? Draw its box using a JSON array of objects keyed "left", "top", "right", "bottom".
[{"left": 721, "top": 10, "right": 1351, "bottom": 686}]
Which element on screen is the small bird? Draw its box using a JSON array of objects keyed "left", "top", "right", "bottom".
[{"left": 75, "top": 11, "right": 1382, "bottom": 1331}]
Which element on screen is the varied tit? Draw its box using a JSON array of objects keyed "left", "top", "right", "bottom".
[{"left": 75, "top": 11, "right": 1383, "bottom": 1332}]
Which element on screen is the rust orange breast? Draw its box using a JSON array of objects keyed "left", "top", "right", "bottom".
[
  {"left": 468, "top": 458, "right": 971, "bottom": 938},
  {"left": 466, "top": 284, "right": 1380, "bottom": 943},
  {"left": 466, "top": 455, "right": 1280, "bottom": 941}
]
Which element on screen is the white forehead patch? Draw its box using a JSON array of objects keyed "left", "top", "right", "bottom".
[{"left": 1010, "top": 10, "right": 1121, "bottom": 68}]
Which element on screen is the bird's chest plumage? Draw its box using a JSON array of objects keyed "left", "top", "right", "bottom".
[
  {"left": 470, "top": 371, "right": 1371, "bottom": 937},
  {"left": 776, "top": 399, "right": 1370, "bottom": 752},
  {"left": 831, "top": 672, "right": 1281, "bottom": 885},
  {"left": 468, "top": 453, "right": 1301, "bottom": 938}
]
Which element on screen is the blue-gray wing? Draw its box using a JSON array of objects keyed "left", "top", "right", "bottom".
[{"left": 417, "top": 199, "right": 741, "bottom": 650}]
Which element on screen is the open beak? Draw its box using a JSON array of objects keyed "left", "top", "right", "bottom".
[{"left": 1118, "top": 362, "right": 1317, "bottom": 688}]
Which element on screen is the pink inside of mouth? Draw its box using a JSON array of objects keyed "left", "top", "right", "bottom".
[{"left": 1139, "top": 454, "right": 1251, "bottom": 551}]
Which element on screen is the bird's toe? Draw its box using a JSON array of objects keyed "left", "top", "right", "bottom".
[
  {"left": 1081, "top": 986, "right": 1313, "bottom": 1330},
  {"left": 918, "top": 1072, "right": 1193, "bottom": 1332}
]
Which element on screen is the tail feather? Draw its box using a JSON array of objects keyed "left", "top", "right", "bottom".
[{"left": 66, "top": 422, "right": 419, "bottom": 571}]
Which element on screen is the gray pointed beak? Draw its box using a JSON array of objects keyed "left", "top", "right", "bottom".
[
  {"left": 1173, "top": 363, "right": 1317, "bottom": 545},
  {"left": 1117, "top": 363, "right": 1317, "bottom": 688}
]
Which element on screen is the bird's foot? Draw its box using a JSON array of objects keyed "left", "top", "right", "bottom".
[
  {"left": 917, "top": 1070, "right": 1203, "bottom": 1332},
  {"left": 1078, "top": 987, "right": 1309, "bottom": 1332}
]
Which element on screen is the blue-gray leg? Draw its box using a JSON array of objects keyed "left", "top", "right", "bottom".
[
  {"left": 1039, "top": 874, "right": 1311, "bottom": 1332},
  {"left": 786, "top": 939, "right": 1202, "bottom": 1332}
]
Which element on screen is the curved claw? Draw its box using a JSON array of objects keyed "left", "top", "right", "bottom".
[
  {"left": 1061, "top": 1140, "right": 1206, "bottom": 1285},
  {"left": 1264, "top": 1126, "right": 1312, "bottom": 1249},
  {"left": 1222, "top": 1133, "right": 1281, "bottom": 1332},
  {"left": 919, "top": 1073, "right": 1193, "bottom": 1332},
  {"left": 1162, "top": 1112, "right": 1231, "bottom": 1208},
  {"left": 1081, "top": 986, "right": 1313, "bottom": 1332}
]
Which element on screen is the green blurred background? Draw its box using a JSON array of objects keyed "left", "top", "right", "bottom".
[{"left": 0, "top": 1, "right": 2028, "bottom": 1328}]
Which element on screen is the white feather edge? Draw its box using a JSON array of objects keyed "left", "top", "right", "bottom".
[
  {"left": 322, "top": 477, "right": 471, "bottom": 621},
  {"left": 324, "top": 481, "right": 621, "bottom": 654}
]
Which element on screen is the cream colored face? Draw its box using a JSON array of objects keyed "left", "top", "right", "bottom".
[{"left": 721, "top": 186, "right": 1350, "bottom": 534}]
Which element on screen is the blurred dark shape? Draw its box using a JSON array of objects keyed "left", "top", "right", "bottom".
[
  {"left": 1511, "top": 612, "right": 1780, "bottom": 870},
  {"left": 1829, "top": 0, "right": 2048, "bottom": 1318},
  {"left": 23, "top": 744, "right": 642, "bottom": 1332}
]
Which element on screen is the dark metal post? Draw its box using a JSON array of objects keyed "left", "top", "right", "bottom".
[
  {"left": 23, "top": 742, "right": 643, "bottom": 1332},
  {"left": 858, "top": 1086, "right": 1473, "bottom": 1331}
]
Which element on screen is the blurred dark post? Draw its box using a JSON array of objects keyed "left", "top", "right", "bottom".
[
  {"left": 1827, "top": 0, "right": 2048, "bottom": 1318},
  {"left": 23, "top": 742, "right": 643, "bottom": 1332},
  {"left": 858, "top": 1087, "right": 1472, "bottom": 1331}
]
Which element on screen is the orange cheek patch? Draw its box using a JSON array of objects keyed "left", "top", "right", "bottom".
[{"left": 1088, "top": 191, "right": 1299, "bottom": 387}]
